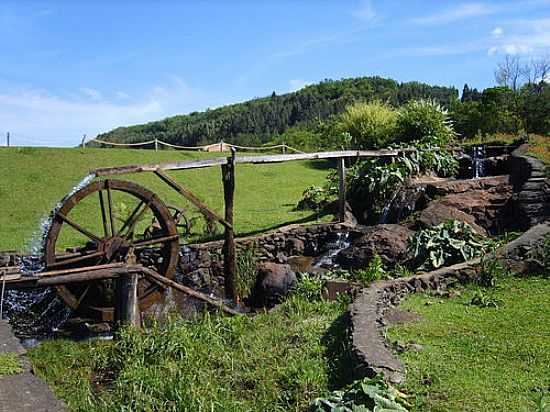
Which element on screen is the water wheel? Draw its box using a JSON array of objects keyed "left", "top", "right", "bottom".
[{"left": 44, "top": 179, "right": 180, "bottom": 320}]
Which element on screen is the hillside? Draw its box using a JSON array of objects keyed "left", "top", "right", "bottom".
[
  {"left": 96, "top": 76, "right": 458, "bottom": 147},
  {"left": 0, "top": 147, "right": 330, "bottom": 251}
]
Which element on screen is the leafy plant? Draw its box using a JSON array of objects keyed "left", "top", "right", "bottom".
[
  {"left": 408, "top": 220, "right": 487, "bottom": 270},
  {"left": 352, "top": 254, "right": 386, "bottom": 286},
  {"left": 0, "top": 353, "right": 22, "bottom": 376},
  {"left": 338, "top": 101, "right": 399, "bottom": 149},
  {"left": 236, "top": 245, "right": 257, "bottom": 299},
  {"left": 396, "top": 99, "right": 456, "bottom": 146},
  {"left": 469, "top": 289, "right": 502, "bottom": 308},
  {"left": 297, "top": 185, "right": 337, "bottom": 211},
  {"left": 477, "top": 242, "right": 510, "bottom": 287},
  {"left": 310, "top": 375, "right": 410, "bottom": 412},
  {"left": 295, "top": 273, "right": 325, "bottom": 301}
]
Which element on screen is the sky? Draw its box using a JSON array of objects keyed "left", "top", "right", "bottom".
[{"left": 0, "top": 0, "right": 549, "bottom": 147}]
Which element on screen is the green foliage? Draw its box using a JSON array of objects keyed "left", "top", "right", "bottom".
[
  {"left": 476, "top": 242, "right": 510, "bottom": 287},
  {"left": 30, "top": 297, "right": 349, "bottom": 411},
  {"left": 469, "top": 289, "right": 502, "bottom": 308},
  {"left": 396, "top": 99, "right": 456, "bottom": 146},
  {"left": 297, "top": 184, "right": 337, "bottom": 211},
  {"left": 310, "top": 375, "right": 410, "bottom": 412},
  {"left": 0, "top": 353, "right": 23, "bottom": 376},
  {"left": 408, "top": 220, "right": 486, "bottom": 270},
  {"left": 236, "top": 246, "right": 257, "bottom": 299},
  {"left": 338, "top": 101, "right": 398, "bottom": 149},
  {"left": 97, "top": 77, "right": 458, "bottom": 148},
  {"left": 295, "top": 273, "right": 326, "bottom": 301},
  {"left": 389, "top": 277, "right": 550, "bottom": 411},
  {"left": 352, "top": 255, "right": 386, "bottom": 286}
]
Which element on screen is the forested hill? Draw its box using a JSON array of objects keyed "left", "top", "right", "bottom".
[{"left": 97, "top": 76, "right": 458, "bottom": 147}]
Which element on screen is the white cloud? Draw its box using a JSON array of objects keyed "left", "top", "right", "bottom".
[
  {"left": 115, "top": 91, "right": 130, "bottom": 99},
  {"left": 288, "top": 79, "right": 312, "bottom": 91},
  {"left": 353, "top": 0, "right": 376, "bottom": 22},
  {"left": 411, "top": 2, "right": 494, "bottom": 25},
  {"left": 0, "top": 78, "right": 229, "bottom": 147},
  {"left": 492, "top": 27, "right": 503, "bottom": 38},
  {"left": 80, "top": 87, "right": 102, "bottom": 100},
  {"left": 487, "top": 18, "right": 550, "bottom": 56}
]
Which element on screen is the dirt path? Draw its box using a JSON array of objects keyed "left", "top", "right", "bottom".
[{"left": 0, "top": 320, "right": 66, "bottom": 412}]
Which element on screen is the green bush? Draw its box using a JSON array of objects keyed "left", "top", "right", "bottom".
[
  {"left": 352, "top": 254, "right": 386, "bottom": 285},
  {"left": 408, "top": 220, "right": 487, "bottom": 270},
  {"left": 338, "top": 101, "right": 398, "bottom": 149},
  {"left": 396, "top": 99, "right": 456, "bottom": 145}
]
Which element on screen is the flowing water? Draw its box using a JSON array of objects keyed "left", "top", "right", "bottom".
[
  {"left": 472, "top": 145, "right": 486, "bottom": 178},
  {"left": 313, "top": 232, "right": 352, "bottom": 269},
  {"left": 2, "top": 173, "right": 97, "bottom": 341}
]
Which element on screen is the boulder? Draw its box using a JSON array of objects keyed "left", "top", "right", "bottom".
[
  {"left": 418, "top": 204, "right": 487, "bottom": 236},
  {"left": 250, "top": 262, "right": 297, "bottom": 308},
  {"left": 337, "top": 224, "right": 413, "bottom": 269}
]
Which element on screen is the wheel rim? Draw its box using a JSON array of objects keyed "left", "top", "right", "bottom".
[{"left": 44, "top": 179, "right": 179, "bottom": 319}]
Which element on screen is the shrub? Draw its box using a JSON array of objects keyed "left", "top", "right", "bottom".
[
  {"left": 352, "top": 254, "right": 386, "bottom": 285},
  {"left": 408, "top": 220, "right": 487, "bottom": 270},
  {"left": 310, "top": 375, "right": 409, "bottom": 411},
  {"left": 339, "top": 101, "right": 398, "bottom": 149},
  {"left": 294, "top": 273, "right": 325, "bottom": 301},
  {"left": 236, "top": 246, "right": 257, "bottom": 299},
  {"left": 396, "top": 99, "right": 456, "bottom": 146}
]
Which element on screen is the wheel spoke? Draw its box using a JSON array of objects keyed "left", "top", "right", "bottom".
[
  {"left": 49, "top": 250, "right": 105, "bottom": 268},
  {"left": 132, "top": 234, "right": 179, "bottom": 249},
  {"left": 118, "top": 200, "right": 145, "bottom": 236},
  {"left": 98, "top": 190, "right": 109, "bottom": 237},
  {"left": 123, "top": 201, "right": 151, "bottom": 240},
  {"left": 106, "top": 181, "right": 116, "bottom": 236},
  {"left": 75, "top": 284, "right": 91, "bottom": 308},
  {"left": 57, "top": 212, "right": 101, "bottom": 242}
]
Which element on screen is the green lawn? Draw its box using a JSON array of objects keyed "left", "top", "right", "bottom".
[
  {"left": 29, "top": 297, "right": 352, "bottom": 412},
  {"left": 0, "top": 147, "right": 331, "bottom": 251},
  {"left": 388, "top": 276, "right": 550, "bottom": 412}
]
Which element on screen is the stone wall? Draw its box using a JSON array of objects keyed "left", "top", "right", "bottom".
[{"left": 510, "top": 145, "right": 550, "bottom": 229}]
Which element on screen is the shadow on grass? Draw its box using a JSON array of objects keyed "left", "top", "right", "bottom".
[
  {"left": 321, "top": 311, "right": 356, "bottom": 390},
  {"left": 304, "top": 159, "right": 335, "bottom": 171}
]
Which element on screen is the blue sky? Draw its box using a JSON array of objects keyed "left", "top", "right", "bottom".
[{"left": 1, "top": 1, "right": 549, "bottom": 147}]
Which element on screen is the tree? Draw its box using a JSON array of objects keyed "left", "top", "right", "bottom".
[{"left": 495, "top": 55, "right": 522, "bottom": 91}]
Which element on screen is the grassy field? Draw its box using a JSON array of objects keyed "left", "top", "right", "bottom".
[
  {"left": 388, "top": 276, "right": 550, "bottom": 412},
  {"left": 0, "top": 147, "right": 331, "bottom": 251},
  {"left": 29, "top": 296, "right": 352, "bottom": 412}
]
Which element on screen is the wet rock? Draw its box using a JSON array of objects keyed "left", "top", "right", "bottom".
[
  {"left": 250, "top": 262, "right": 297, "bottom": 308},
  {"left": 418, "top": 204, "right": 487, "bottom": 236},
  {"left": 337, "top": 224, "right": 413, "bottom": 269}
]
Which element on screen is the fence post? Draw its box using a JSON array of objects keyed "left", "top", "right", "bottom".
[
  {"left": 282, "top": 142, "right": 286, "bottom": 154},
  {"left": 221, "top": 148, "right": 237, "bottom": 301},
  {"left": 155, "top": 138, "right": 158, "bottom": 151},
  {"left": 114, "top": 268, "right": 141, "bottom": 330},
  {"left": 6, "top": 132, "right": 9, "bottom": 147},
  {"left": 337, "top": 157, "right": 346, "bottom": 222},
  {"left": 81, "top": 134, "right": 86, "bottom": 149}
]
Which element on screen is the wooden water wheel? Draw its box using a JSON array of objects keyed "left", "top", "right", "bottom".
[{"left": 44, "top": 179, "right": 180, "bottom": 320}]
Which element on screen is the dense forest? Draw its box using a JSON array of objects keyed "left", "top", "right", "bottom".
[
  {"left": 97, "top": 61, "right": 549, "bottom": 149},
  {"left": 96, "top": 77, "right": 458, "bottom": 147}
]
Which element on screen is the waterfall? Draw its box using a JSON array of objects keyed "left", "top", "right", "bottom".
[
  {"left": 472, "top": 145, "right": 486, "bottom": 179},
  {"left": 313, "top": 232, "right": 352, "bottom": 269}
]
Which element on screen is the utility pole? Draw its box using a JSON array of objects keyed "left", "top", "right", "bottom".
[{"left": 6, "top": 132, "right": 9, "bottom": 147}]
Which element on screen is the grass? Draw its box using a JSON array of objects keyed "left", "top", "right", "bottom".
[
  {"left": 388, "top": 276, "right": 550, "bottom": 412},
  {"left": 28, "top": 296, "right": 353, "bottom": 412},
  {"left": 0, "top": 147, "right": 332, "bottom": 251},
  {"left": 0, "top": 352, "right": 23, "bottom": 376}
]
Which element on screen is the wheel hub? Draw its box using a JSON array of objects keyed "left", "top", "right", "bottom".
[{"left": 99, "top": 236, "right": 130, "bottom": 261}]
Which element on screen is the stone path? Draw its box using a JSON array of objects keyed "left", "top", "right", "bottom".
[{"left": 0, "top": 320, "right": 66, "bottom": 412}]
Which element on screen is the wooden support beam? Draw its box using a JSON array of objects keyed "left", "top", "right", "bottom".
[
  {"left": 92, "top": 149, "right": 403, "bottom": 177},
  {"left": 114, "top": 269, "right": 141, "bottom": 328},
  {"left": 137, "top": 267, "right": 240, "bottom": 316},
  {"left": 154, "top": 169, "right": 232, "bottom": 230},
  {"left": 221, "top": 149, "right": 237, "bottom": 301},
  {"left": 337, "top": 157, "right": 346, "bottom": 222}
]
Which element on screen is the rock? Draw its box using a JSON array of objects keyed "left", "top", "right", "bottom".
[
  {"left": 337, "top": 224, "right": 413, "bottom": 269},
  {"left": 250, "top": 262, "right": 297, "bottom": 308},
  {"left": 425, "top": 175, "right": 511, "bottom": 196},
  {"left": 418, "top": 204, "right": 487, "bottom": 235},
  {"left": 285, "top": 238, "right": 305, "bottom": 255}
]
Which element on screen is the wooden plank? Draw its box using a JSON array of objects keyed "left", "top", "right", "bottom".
[
  {"left": 221, "top": 149, "right": 237, "bottom": 300},
  {"left": 92, "top": 149, "right": 401, "bottom": 176},
  {"left": 337, "top": 157, "right": 346, "bottom": 222},
  {"left": 154, "top": 169, "right": 232, "bottom": 230},
  {"left": 137, "top": 267, "right": 240, "bottom": 316}
]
